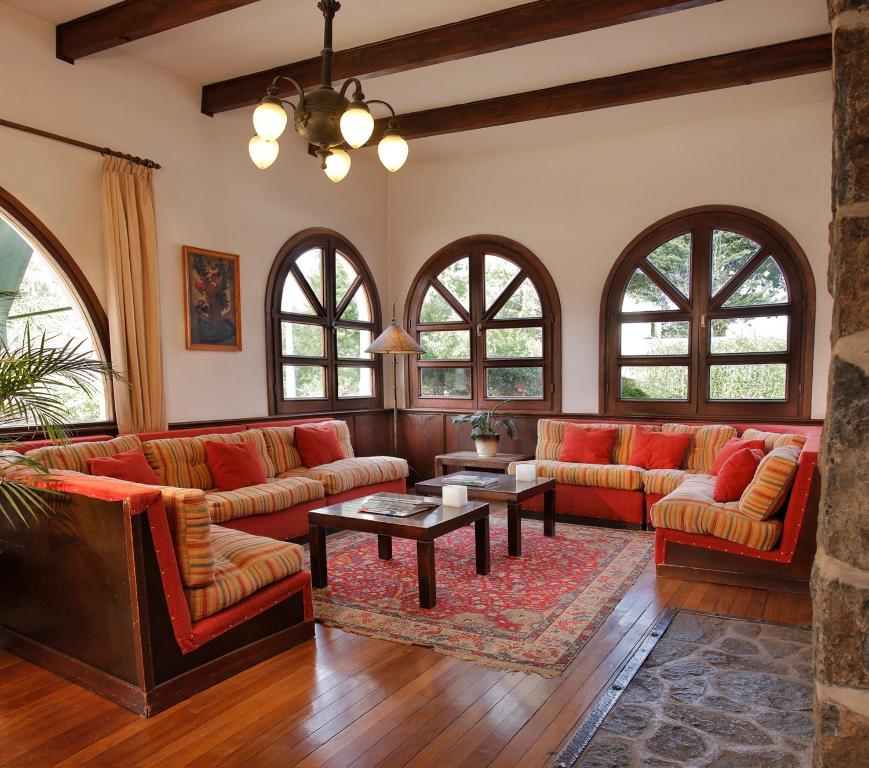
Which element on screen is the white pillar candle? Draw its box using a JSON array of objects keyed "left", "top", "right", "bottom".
[
  {"left": 442, "top": 484, "right": 468, "bottom": 507},
  {"left": 515, "top": 464, "right": 537, "bottom": 483}
]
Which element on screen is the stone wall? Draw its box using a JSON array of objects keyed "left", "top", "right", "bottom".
[{"left": 812, "top": 2, "right": 869, "bottom": 765}]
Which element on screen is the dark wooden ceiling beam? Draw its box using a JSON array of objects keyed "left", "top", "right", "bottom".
[
  {"left": 201, "top": 0, "right": 722, "bottom": 115},
  {"left": 57, "top": 0, "right": 263, "bottom": 63},
  {"left": 364, "top": 35, "right": 832, "bottom": 144}
]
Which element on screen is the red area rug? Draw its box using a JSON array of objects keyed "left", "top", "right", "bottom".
[{"left": 307, "top": 518, "right": 654, "bottom": 677}]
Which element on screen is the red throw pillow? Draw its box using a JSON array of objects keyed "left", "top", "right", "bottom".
[
  {"left": 558, "top": 426, "right": 618, "bottom": 465},
  {"left": 628, "top": 430, "right": 691, "bottom": 470},
  {"left": 204, "top": 440, "right": 267, "bottom": 492},
  {"left": 710, "top": 438, "right": 767, "bottom": 475},
  {"left": 713, "top": 448, "right": 764, "bottom": 502},
  {"left": 88, "top": 448, "right": 161, "bottom": 485},
  {"left": 294, "top": 423, "right": 345, "bottom": 467}
]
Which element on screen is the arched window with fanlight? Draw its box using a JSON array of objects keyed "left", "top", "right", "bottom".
[
  {"left": 0, "top": 186, "right": 111, "bottom": 426},
  {"left": 405, "top": 235, "right": 561, "bottom": 411},
  {"left": 266, "top": 229, "right": 382, "bottom": 414},
  {"left": 601, "top": 206, "right": 815, "bottom": 418}
]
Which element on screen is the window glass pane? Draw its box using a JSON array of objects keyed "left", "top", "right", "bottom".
[
  {"left": 436, "top": 258, "right": 469, "bottom": 311},
  {"left": 281, "top": 322, "right": 323, "bottom": 357},
  {"left": 282, "top": 365, "right": 325, "bottom": 399},
  {"left": 335, "top": 251, "right": 358, "bottom": 306},
  {"left": 338, "top": 366, "right": 374, "bottom": 398},
  {"left": 723, "top": 256, "right": 789, "bottom": 307},
  {"left": 710, "top": 315, "right": 788, "bottom": 354},
  {"left": 711, "top": 230, "right": 761, "bottom": 296},
  {"left": 339, "top": 285, "right": 372, "bottom": 321},
  {"left": 420, "top": 330, "right": 470, "bottom": 360},
  {"left": 337, "top": 327, "right": 372, "bottom": 359},
  {"left": 419, "top": 285, "right": 461, "bottom": 323},
  {"left": 647, "top": 234, "right": 691, "bottom": 298},
  {"left": 620, "top": 366, "right": 688, "bottom": 400},
  {"left": 296, "top": 248, "right": 323, "bottom": 304},
  {"left": 280, "top": 272, "right": 316, "bottom": 315},
  {"left": 709, "top": 364, "right": 787, "bottom": 400},
  {"left": 494, "top": 278, "right": 542, "bottom": 319},
  {"left": 622, "top": 269, "right": 678, "bottom": 312},
  {"left": 420, "top": 367, "right": 472, "bottom": 398},
  {"left": 2, "top": 242, "right": 107, "bottom": 423},
  {"left": 620, "top": 321, "right": 689, "bottom": 356},
  {"left": 486, "top": 367, "right": 543, "bottom": 399},
  {"left": 486, "top": 327, "right": 543, "bottom": 358},
  {"left": 484, "top": 254, "right": 520, "bottom": 308}
]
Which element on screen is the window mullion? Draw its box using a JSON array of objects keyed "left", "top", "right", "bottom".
[
  {"left": 469, "top": 247, "right": 485, "bottom": 407},
  {"left": 692, "top": 220, "right": 711, "bottom": 415}
]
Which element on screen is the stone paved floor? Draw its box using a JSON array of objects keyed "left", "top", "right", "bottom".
[{"left": 574, "top": 611, "right": 813, "bottom": 768}]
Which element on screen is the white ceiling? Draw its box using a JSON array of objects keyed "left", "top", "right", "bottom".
[{"left": 3, "top": 0, "right": 832, "bottom": 156}]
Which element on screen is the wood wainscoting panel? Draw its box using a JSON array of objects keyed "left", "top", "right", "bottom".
[{"left": 399, "top": 412, "right": 444, "bottom": 480}]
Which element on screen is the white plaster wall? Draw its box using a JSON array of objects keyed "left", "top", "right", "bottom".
[
  {"left": 0, "top": 4, "right": 388, "bottom": 423},
  {"left": 386, "top": 99, "right": 833, "bottom": 418}
]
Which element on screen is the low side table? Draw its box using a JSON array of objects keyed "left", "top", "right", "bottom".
[
  {"left": 434, "top": 451, "right": 532, "bottom": 477},
  {"left": 415, "top": 471, "right": 555, "bottom": 557}
]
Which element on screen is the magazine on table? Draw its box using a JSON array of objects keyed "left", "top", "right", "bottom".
[
  {"left": 445, "top": 474, "right": 500, "bottom": 488},
  {"left": 357, "top": 493, "right": 439, "bottom": 517}
]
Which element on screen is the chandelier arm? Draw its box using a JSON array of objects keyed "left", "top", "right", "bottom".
[
  {"left": 338, "top": 77, "right": 365, "bottom": 102},
  {"left": 269, "top": 75, "right": 307, "bottom": 111},
  {"left": 365, "top": 100, "right": 397, "bottom": 120}
]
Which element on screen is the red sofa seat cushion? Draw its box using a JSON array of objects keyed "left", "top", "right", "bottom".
[
  {"left": 713, "top": 448, "right": 764, "bottom": 502},
  {"left": 294, "top": 423, "right": 345, "bottom": 467},
  {"left": 88, "top": 448, "right": 161, "bottom": 485},
  {"left": 629, "top": 430, "right": 691, "bottom": 470},
  {"left": 204, "top": 441, "right": 267, "bottom": 492},
  {"left": 558, "top": 426, "right": 618, "bottom": 465},
  {"left": 710, "top": 438, "right": 767, "bottom": 475}
]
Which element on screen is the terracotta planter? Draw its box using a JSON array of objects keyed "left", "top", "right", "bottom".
[{"left": 474, "top": 435, "right": 499, "bottom": 457}]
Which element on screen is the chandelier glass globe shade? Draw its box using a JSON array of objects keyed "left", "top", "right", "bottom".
[
  {"left": 248, "top": 136, "right": 279, "bottom": 169},
  {"left": 340, "top": 104, "right": 375, "bottom": 148},
  {"left": 253, "top": 100, "right": 288, "bottom": 142},
  {"left": 324, "top": 149, "right": 351, "bottom": 182},
  {"left": 378, "top": 133, "right": 409, "bottom": 172}
]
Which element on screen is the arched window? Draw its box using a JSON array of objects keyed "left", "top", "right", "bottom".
[
  {"left": 405, "top": 235, "right": 561, "bottom": 411},
  {"left": 601, "top": 206, "right": 814, "bottom": 419},
  {"left": 0, "top": 186, "right": 110, "bottom": 425},
  {"left": 266, "top": 229, "right": 382, "bottom": 414}
]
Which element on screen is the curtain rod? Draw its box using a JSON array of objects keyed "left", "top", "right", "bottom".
[{"left": 0, "top": 118, "right": 161, "bottom": 169}]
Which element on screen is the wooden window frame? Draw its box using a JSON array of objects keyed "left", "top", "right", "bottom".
[
  {"left": 0, "top": 183, "right": 114, "bottom": 434},
  {"left": 600, "top": 206, "right": 815, "bottom": 419},
  {"left": 265, "top": 228, "right": 383, "bottom": 415},
  {"left": 405, "top": 235, "right": 561, "bottom": 412}
]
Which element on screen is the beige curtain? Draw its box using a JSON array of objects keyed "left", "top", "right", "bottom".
[{"left": 100, "top": 156, "right": 166, "bottom": 433}]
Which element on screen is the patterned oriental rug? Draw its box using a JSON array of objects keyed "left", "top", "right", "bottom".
[{"left": 306, "top": 519, "right": 654, "bottom": 677}]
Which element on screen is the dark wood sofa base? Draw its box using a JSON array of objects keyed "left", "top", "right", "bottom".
[
  {"left": 656, "top": 564, "right": 808, "bottom": 594},
  {"left": 520, "top": 509, "right": 645, "bottom": 531},
  {"left": 0, "top": 619, "right": 314, "bottom": 716}
]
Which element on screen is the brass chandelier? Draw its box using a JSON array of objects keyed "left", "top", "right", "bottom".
[{"left": 248, "top": 0, "right": 408, "bottom": 182}]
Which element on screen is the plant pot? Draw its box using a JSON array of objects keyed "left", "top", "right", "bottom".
[{"left": 474, "top": 435, "right": 499, "bottom": 457}]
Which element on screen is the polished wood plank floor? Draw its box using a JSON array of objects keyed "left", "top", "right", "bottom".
[{"left": 0, "top": 519, "right": 812, "bottom": 768}]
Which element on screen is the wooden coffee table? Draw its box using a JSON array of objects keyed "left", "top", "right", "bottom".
[
  {"left": 308, "top": 495, "right": 490, "bottom": 609},
  {"left": 414, "top": 471, "right": 556, "bottom": 557},
  {"left": 434, "top": 451, "right": 533, "bottom": 477}
]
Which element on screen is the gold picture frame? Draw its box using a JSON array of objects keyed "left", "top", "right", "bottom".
[{"left": 182, "top": 245, "right": 242, "bottom": 351}]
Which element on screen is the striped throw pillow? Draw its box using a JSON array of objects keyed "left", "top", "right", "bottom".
[
  {"left": 27, "top": 435, "right": 142, "bottom": 474},
  {"left": 738, "top": 445, "right": 801, "bottom": 520},
  {"left": 741, "top": 428, "right": 808, "bottom": 453},
  {"left": 662, "top": 424, "right": 737, "bottom": 472}
]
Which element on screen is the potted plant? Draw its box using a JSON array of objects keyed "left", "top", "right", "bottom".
[
  {"left": 0, "top": 319, "right": 122, "bottom": 525},
  {"left": 451, "top": 400, "right": 518, "bottom": 458}
]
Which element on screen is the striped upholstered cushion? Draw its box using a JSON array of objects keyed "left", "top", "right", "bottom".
[
  {"left": 508, "top": 459, "right": 644, "bottom": 491},
  {"left": 143, "top": 431, "right": 273, "bottom": 490},
  {"left": 184, "top": 525, "right": 304, "bottom": 621},
  {"left": 662, "top": 424, "right": 737, "bottom": 472},
  {"left": 281, "top": 456, "right": 408, "bottom": 496},
  {"left": 160, "top": 487, "right": 214, "bottom": 588},
  {"left": 26, "top": 435, "right": 141, "bottom": 474},
  {"left": 650, "top": 476, "right": 782, "bottom": 551},
  {"left": 643, "top": 468, "right": 705, "bottom": 496},
  {"left": 741, "top": 428, "right": 808, "bottom": 453},
  {"left": 205, "top": 477, "right": 325, "bottom": 523},
  {"left": 535, "top": 419, "right": 658, "bottom": 465},
  {"left": 262, "top": 421, "right": 356, "bottom": 476},
  {"left": 738, "top": 445, "right": 801, "bottom": 521}
]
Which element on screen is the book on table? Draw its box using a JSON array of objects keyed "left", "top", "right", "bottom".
[
  {"left": 357, "top": 493, "right": 439, "bottom": 517},
  {"left": 445, "top": 474, "right": 500, "bottom": 488}
]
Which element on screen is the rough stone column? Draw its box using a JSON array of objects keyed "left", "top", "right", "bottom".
[{"left": 812, "top": 2, "right": 869, "bottom": 765}]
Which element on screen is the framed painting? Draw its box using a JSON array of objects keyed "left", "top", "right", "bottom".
[{"left": 182, "top": 246, "right": 242, "bottom": 351}]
